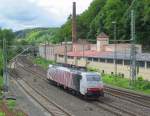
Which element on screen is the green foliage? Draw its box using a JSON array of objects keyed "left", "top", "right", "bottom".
[
  {"left": 137, "top": 76, "right": 143, "bottom": 81},
  {"left": 0, "top": 50, "right": 3, "bottom": 75},
  {"left": 54, "top": 0, "right": 150, "bottom": 47},
  {"left": 0, "top": 29, "right": 23, "bottom": 93},
  {"left": 14, "top": 1, "right": 150, "bottom": 46},
  {"left": 0, "top": 28, "right": 16, "bottom": 62},
  {"left": 103, "top": 74, "right": 129, "bottom": 88},
  {"left": 0, "top": 76, "right": 3, "bottom": 95},
  {"left": 0, "top": 76, "right": 3, "bottom": 89},
  {"left": 16, "top": 112, "right": 25, "bottom": 116},
  {"left": 15, "top": 28, "right": 59, "bottom": 44},
  {"left": 135, "top": 76, "right": 150, "bottom": 90},
  {"left": 103, "top": 74, "right": 150, "bottom": 94},
  {"left": 53, "top": 20, "right": 72, "bottom": 43},
  {"left": 87, "top": 67, "right": 99, "bottom": 72},
  {"left": 0, "top": 29, "right": 15, "bottom": 48},
  {"left": 33, "top": 57, "right": 55, "bottom": 69},
  {"left": 7, "top": 100, "right": 16, "bottom": 110},
  {"left": 0, "top": 112, "right": 5, "bottom": 116}
]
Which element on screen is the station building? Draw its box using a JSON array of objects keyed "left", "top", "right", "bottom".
[
  {"left": 39, "top": 32, "right": 150, "bottom": 81},
  {"left": 39, "top": 2, "right": 150, "bottom": 80}
]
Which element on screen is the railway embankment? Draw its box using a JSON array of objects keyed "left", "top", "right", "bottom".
[
  {"left": 10, "top": 56, "right": 150, "bottom": 116},
  {"left": 33, "top": 56, "right": 150, "bottom": 95}
]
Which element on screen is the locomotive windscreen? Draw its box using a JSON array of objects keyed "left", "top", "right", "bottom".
[
  {"left": 73, "top": 74, "right": 81, "bottom": 91},
  {"left": 86, "top": 75, "right": 101, "bottom": 81}
]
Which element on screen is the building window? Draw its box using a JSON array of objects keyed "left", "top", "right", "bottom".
[
  {"left": 77, "top": 57, "right": 81, "bottom": 60},
  {"left": 68, "top": 56, "right": 74, "bottom": 59},
  {"left": 138, "top": 61, "right": 145, "bottom": 68},
  {"left": 107, "top": 59, "right": 114, "bottom": 63},
  {"left": 124, "top": 60, "right": 130, "bottom": 65},
  {"left": 147, "top": 62, "right": 150, "bottom": 68},
  {"left": 100, "top": 58, "right": 105, "bottom": 63},
  {"left": 88, "top": 57, "right": 93, "bottom": 61},
  {"left": 116, "top": 60, "right": 123, "bottom": 65},
  {"left": 59, "top": 55, "right": 63, "bottom": 58},
  {"left": 93, "top": 58, "right": 98, "bottom": 62}
]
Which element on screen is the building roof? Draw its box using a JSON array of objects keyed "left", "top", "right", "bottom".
[
  {"left": 89, "top": 52, "right": 150, "bottom": 62},
  {"left": 65, "top": 50, "right": 150, "bottom": 62},
  {"left": 66, "top": 50, "right": 111, "bottom": 57},
  {"left": 97, "top": 32, "right": 109, "bottom": 41}
]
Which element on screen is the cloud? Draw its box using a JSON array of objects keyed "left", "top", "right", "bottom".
[{"left": 0, "top": 0, "right": 92, "bottom": 31}]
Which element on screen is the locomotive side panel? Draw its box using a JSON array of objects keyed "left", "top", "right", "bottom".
[
  {"left": 47, "top": 67, "right": 80, "bottom": 91},
  {"left": 47, "top": 66, "right": 104, "bottom": 99}
]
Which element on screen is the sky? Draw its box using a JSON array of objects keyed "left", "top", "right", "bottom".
[{"left": 0, "top": 0, "right": 93, "bottom": 31}]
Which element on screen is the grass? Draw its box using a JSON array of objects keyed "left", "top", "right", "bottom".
[
  {"left": 87, "top": 67, "right": 150, "bottom": 95},
  {"left": 103, "top": 74, "right": 150, "bottom": 95},
  {"left": 103, "top": 74, "right": 129, "bottom": 88},
  {"left": 0, "top": 112, "right": 5, "bottom": 116},
  {"left": 6, "top": 100, "right": 16, "bottom": 111},
  {"left": 33, "top": 57, "right": 55, "bottom": 69},
  {"left": 33, "top": 59, "right": 150, "bottom": 95},
  {"left": 0, "top": 76, "right": 3, "bottom": 96},
  {"left": 0, "top": 77, "right": 25, "bottom": 116},
  {"left": 16, "top": 112, "right": 25, "bottom": 116}
]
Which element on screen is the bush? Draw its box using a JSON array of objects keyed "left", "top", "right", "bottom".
[
  {"left": 33, "top": 57, "right": 55, "bottom": 69},
  {"left": 87, "top": 67, "right": 98, "bottom": 72},
  {"left": 137, "top": 76, "right": 144, "bottom": 81},
  {"left": 0, "top": 112, "right": 5, "bottom": 116},
  {"left": 143, "top": 81, "right": 150, "bottom": 89},
  {"left": 7, "top": 100, "right": 16, "bottom": 110},
  {"left": 102, "top": 73, "right": 150, "bottom": 94}
]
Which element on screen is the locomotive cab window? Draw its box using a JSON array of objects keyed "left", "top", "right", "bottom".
[{"left": 86, "top": 75, "right": 100, "bottom": 81}]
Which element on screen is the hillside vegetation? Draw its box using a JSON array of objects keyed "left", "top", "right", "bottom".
[
  {"left": 15, "top": 27, "right": 59, "bottom": 44},
  {"left": 55, "top": 0, "right": 150, "bottom": 47},
  {"left": 15, "top": 0, "right": 150, "bottom": 49}
]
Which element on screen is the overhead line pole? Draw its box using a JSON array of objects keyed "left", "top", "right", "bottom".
[
  {"left": 112, "top": 21, "right": 117, "bottom": 76},
  {"left": 64, "top": 38, "right": 67, "bottom": 64},
  {"left": 44, "top": 41, "right": 47, "bottom": 60},
  {"left": 3, "top": 38, "right": 9, "bottom": 93},
  {"left": 130, "top": 10, "right": 137, "bottom": 84},
  {"left": 122, "top": 0, "right": 137, "bottom": 19}
]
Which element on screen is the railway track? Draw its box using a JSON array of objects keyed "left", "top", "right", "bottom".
[
  {"left": 9, "top": 70, "right": 73, "bottom": 116},
  {"left": 105, "top": 86, "right": 150, "bottom": 108},
  {"left": 18, "top": 56, "right": 150, "bottom": 108},
  {"left": 93, "top": 101, "right": 137, "bottom": 116},
  {"left": 13, "top": 57, "right": 147, "bottom": 116},
  {"left": 14, "top": 65, "right": 142, "bottom": 116}
]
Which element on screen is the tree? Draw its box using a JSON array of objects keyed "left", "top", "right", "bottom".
[{"left": 51, "top": 0, "right": 150, "bottom": 49}]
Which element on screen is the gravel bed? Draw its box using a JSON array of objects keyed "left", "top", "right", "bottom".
[
  {"left": 9, "top": 77, "right": 51, "bottom": 116},
  {"left": 16, "top": 57, "right": 150, "bottom": 116},
  {"left": 15, "top": 66, "right": 114, "bottom": 116},
  {"left": 99, "top": 94, "right": 150, "bottom": 116}
]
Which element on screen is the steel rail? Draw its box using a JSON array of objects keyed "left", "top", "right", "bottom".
[
  {"left": 105, "top": 86, "right": 150, "bottom": 108},
  {"left": 18, "top": 56, "right": 150, "bottom": 108},
  {"left": 15, "top": 57, "right": 143, "bottom": 116},
  {"left": 15, "top": 59, "right": 129, "bottom": 116},
  {"left": 9, "top": 71, "right": 73, "bottom": 116},
  {"left": 94, "top": 101, "right": 137, "bottom": 116}
]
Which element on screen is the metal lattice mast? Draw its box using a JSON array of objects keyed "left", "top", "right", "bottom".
[
  {"left": 112, "top": 21, "right": 117, "bottom": 76},
  {"left": 130, "top": 10, "right": 136, "bottom": 83},
  {"left": 44, "top": 41, "right": 47, "bottom": 60},
  {"left": 3, "top": 38, "right": 9, "bottom": 92},
  {"left": 64, "top": 38, "right": 68, "bottom": 64}
]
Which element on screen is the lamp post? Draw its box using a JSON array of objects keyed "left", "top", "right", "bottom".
[{"left": 112, "top": 21, "right": 117, "bottom": 76}]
